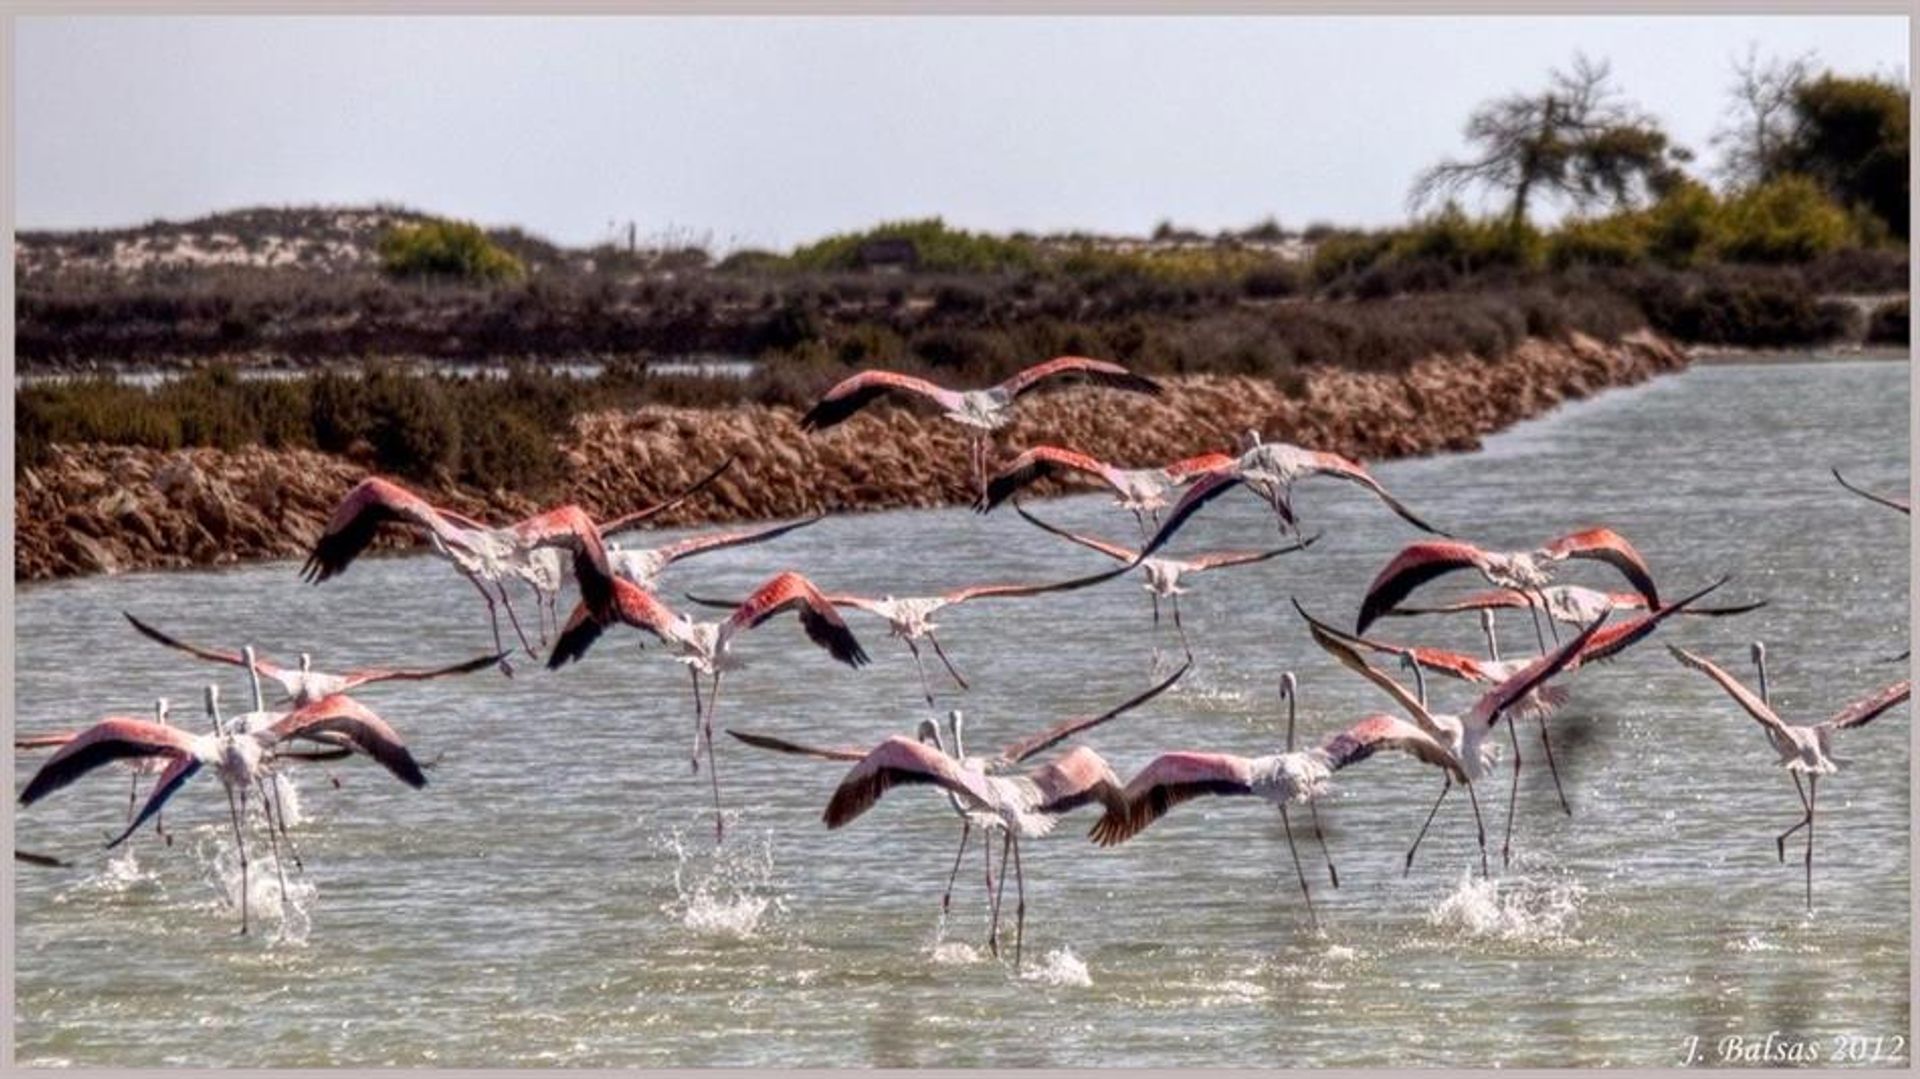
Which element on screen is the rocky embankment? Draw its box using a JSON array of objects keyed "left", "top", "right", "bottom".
[{"left": 16, "top": 330, "right": 1686, "bottom": 582}]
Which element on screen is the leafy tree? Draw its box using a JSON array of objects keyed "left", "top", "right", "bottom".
[
  {"left": 1779, "top": 73, "right": 1909, "bottom": 238},
  {"left": 1713, "top": 46, "right": 1815, "bottom": 186},
  {"left": 1413, "top": 55, "right": 1692, "bottom": 231}
]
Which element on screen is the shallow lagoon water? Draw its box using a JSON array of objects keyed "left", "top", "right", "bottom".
[{"left": 12, "top": 358, "right": 1910, "bottom": 1067}]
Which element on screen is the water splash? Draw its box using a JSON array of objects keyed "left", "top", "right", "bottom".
[
  {"left": 1427, "top": 868, "right": 1586, "bottom": 945},
  {"left": 57, "top": 845, "right": 161, "bottom": 902},
  {"left": 1018, "top": 947, "right": 1092, "bottom": 987},
  {"left": 200, "top": 829, "right": 316, "bottom": 945},
  {"left": 656, "top": 825, "right": 784, "bottom": 940},
  {"left": 927, "top": 941, "right": 985, "bottom": 965}
]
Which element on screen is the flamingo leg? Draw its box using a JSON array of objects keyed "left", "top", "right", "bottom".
[
  {"left": 1536, "top": 589, "right": 1560, "bottom": 646},
  {"left": 926, "top": 633, "right": 969, "bottom": 691},
  {"left": 259, "top": 787, "right": 291, "bottom": 921},
  {"left": 941, "top": 822, "right": 973, "bottom": 916},
  {"left": 688, "top": 668, "right": 706, "bottom": 773},
  {"left": 1010, "top": 834, "right": 1027, "bottom": 972},
  {"left": 1503, "top": 720, "right": 1524, "bottom": 868},
  {"left": 1537, "top": 715, "right": 1572, "bottom": 816},
  {"left": 1464, "top": 780, "right": 1491, "bottom": 879},
  {"left": 496, "top": 581, "right": 539, "bottom": 659},
  {"left": 269, "top": 773, "right": 305, "bottom": 872},
  {"left": 705, "top": 673, "right": 726, "bottom": 843},
  {"left": 1280, "top": 805, "right": 1316, "bottom": 928},
  {"left": 465, "top": 571, "right": 513, "bottom": 676},
  {"left": 1405, "top": 777, "right": 1451, "bottom": 876},
  {"left": 906, "top": 639, "right": 937, "bottom": 707},
  {"left": 226, "top": 786, "right": 250, "bottom": 935},
  {"left": 1778, "top": 772, "right": 1813, "bottom": 862},
  {"left": 1308, "top": 800, "right": 1339, "bottom": 888},
  {"left": 989, "top": 831, "right": 1011, "bottom": 958},
  {"left": 125, "top": 771, "right": 141, "bottom": 823},
  {"left": 1804, "top": 774, "right": 1818, "bottom": 912},
  {"left": 1172, "top": 595, "right": 1193, "bottom": 660},
  {"left": 982, "top": 828, "right": 998, "bottom": 956}
]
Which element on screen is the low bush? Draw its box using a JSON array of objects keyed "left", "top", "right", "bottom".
[{"left": 378, "top": 219, "right": 527, "bottom": 282}]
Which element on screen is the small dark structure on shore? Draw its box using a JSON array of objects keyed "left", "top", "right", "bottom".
[{"left": 856, "top": 238, "right": 918, "bottom": 274}]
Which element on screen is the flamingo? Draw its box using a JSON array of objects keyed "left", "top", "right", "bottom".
[
  {"left": 797, "top": 357, "right": 1164, "bottom": 495},
  {"left": 814, "top": 666, "right": 1188, "bottom": 968},
  {"left": 1353, "top": 529, "right": 1662, "bottom": 650},
  {"left": 16, "top": 685, "right": 429, "bottom": 933},
  {"left": 121, "top": 612, "right": 504, "bottom": 708},
  {"left": 1134, "top": 431, "right": 1447, "bottom": 559},
  {"left": 686, "top": 565, "right": 1126, "bottom": 706},
  {"left": 1670, "top": 643, "right": 1910, "bottom": 911},
  {"left": 1297, "top": 603, "right": 1613, "bottom": 875},
  {"left": 728, "top": 661, "right": 1188, "bottom": 952},
  {"left": 1381, "top": 584, "right": 1764, "bottom": 626},
  {"left": 547, "top": 572, "right": 869, "bottom": 841},
  {"left": 1307, "top": 578, "right": 1732, "bottom": 827},
  {"left": 16, "top": 697, "right": 179, "bottom": 845},
  {"left": 303, "top": 478, "right": 625, "bottom": 672},
  {"left": 1833, "top": 467, "right": 1911, "bottom": 515},
  {"left": 1016, "top": 503, "right": 1316, "bottom": 660},
  {"left": 977, "top": 446, "right": 1234, "bottom": 536}
]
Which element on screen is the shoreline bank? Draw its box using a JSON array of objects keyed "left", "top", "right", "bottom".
[{"left": 16, "top": 330, "right": 1689, "bottom": 583}]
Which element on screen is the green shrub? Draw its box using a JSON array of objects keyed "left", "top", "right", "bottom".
[
  {"left": 378, "top": 219, "right": 526, "bottom": 282},
  {"left": 1391, "top": 205, "right": 1543, "bottom": 274},
  {"left": 787, "top": 218, "right": 1039, "bottom": 274},
  {"left": 1643, "top": 181, "right": 1725, "bottom": 267},
  {"left": 1718, "top": 177, "right": 1856, "bottom": 263},
  {"left": 1549, "top": 214, "right": 1650, "bottom": 270},
  {"left": 360, "top": 366, "right": 461, "bottom": 479}
]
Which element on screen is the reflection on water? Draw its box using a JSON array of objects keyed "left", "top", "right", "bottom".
[{"left": 13, "top": 358, "right": 1910, "bottom": 1067}]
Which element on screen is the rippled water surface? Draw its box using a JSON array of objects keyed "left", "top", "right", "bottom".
[{"left": 12, "top": 358, "right": 1911, "bottom": 1067}]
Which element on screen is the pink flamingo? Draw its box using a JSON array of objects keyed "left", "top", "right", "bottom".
[
  {"left": 304, "top": 478, "right": 634, "bottom": 671},
  {"left": 1017, "top": 503, "right": 1315, "bottom": 659},
  {"left": 977, "top": 445, "right": 1234, "bottom": 535},
  {"left": 16, "top": 697, "right": 178, "bottom": 844},
  {"left": 1670, "top": 643, "right": 1910, "bottom": 911},
  {"left": 547, "top": 572, "right": 869, "bottom": 841},
  {"left": 728, "top": 661, "right": 1188, "bottom": 957},
  {"left": 1353, "top": 529, "right": 1662, "bottom": 650},
  {"left": 122, "top": 612, "right": 503, "bottom": 708},
  {"left": 17, "top": 685, "right": 429, "bottom": 933},
  {"left": 1381, "top": 584, "right": 1764, "bottom": 627},
  {"left": 798, "top": 357, "right": 1164, "bottom": 495}
]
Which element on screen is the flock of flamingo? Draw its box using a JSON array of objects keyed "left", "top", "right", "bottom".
[{"left": 14, "top": 355, "right": 1913, "bottom": 966}]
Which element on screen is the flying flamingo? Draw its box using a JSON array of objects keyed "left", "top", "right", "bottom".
[
  {"left": 1016, "top": 503, "right": 1316, "bottom": 659},
  {"left": 1381, "top": 584, "right": 1764, "bottom": 627},
  {"left": 303, "top": 478, "right": 629, "bottom": 672},
  {"left": 814, "top": 666, "right": 1187, "bottom": 968},
  {"left": 16, "top": 697, "right": 178, "bottom": 845},
  {"left": 727, "top": 662, "right": 1188, "bottom": 954},
  {"left": 547, "top": 572, "right": 869, "bottom": 841},
  {"left": 685, "top": 565, "right": 1126, "bottom": 706},
  {"left": 1670, "top": 643, "right": 1910, "bottom": 911},
  {"left": 1133, "top": 432, "right": 1448, "bottom": 560},
  {"left": 1833, "top": 467, "right": 1911, "bottom": 515},
  {"left": 1322, "top": 578, "right": 1732, "bottom": 817},
  {"left": 122, "top": 612, "right": 503, "bottom": 708},
  {"left": 1297, "top": 603, "right": 1614, "bottom": 875},
  {"left": 797, "top": 357, "right": 1164, "bottom": 496},
  {"left": 977, "top": 445, "right": 1234, "bottom": 535},
  {"left": 16, "top": 685, "right": 430, "bottom": 933},
  {"left": 1353, "top": 529, "right": 1662, "bottom": 651}
]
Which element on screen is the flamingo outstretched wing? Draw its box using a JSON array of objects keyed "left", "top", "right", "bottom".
[
  {"left": 1355, "top": 540, "right": 1496, "bottom": 634},
  {"left": 262, "top": 695, "right": 428, "bottom": 788},
  {"left": 1539, "top": 528, "right": 1660, "bottom": 607},
  {"left": 1161, "top": 451, "right": 1235, "bottom": 482},
  {"left": 647, "top": 514, "right": 825, "bottom": 571},
  {"left": 722, "top": 572, "right": 870, "bottom": 668},
  {"left": 1181, "top": 536, "right": 1320, "bottom": 573},
  {"left": 336, "top": 650, "right": 513, "bottom": 691},
  {"left": 1014, "top": 504, "right": 1139, "bottom": 564},
  {"left": 1669, "top": 645, "right": 1795, "bottom": 742},
  {"left": 1318, "top": 713, "right": 1466, "bottom": 778},
  {"left": 547, "top": 578, "right": 683, "bottom": 668},
  {"left": 799, "top": 370, "right": 967, "bottom": 432},
  {"left": 1821, "top": 680, "right": 1912, "bottom": 732},
  {"left": 823, "top": 736, "right": 997, "bottom": 828},
  {"left": 1134, "top": 469, "right": 1248, "bottom": 562},
  {"left": 510, "top": 505, "right": 618, "bottom": 622},
  {"left": 726, "top": 729, "right": 870, "bottom": 762},
  {"left": 1570, "top": 577, "right": 1728, "bottom": 669},
  {"left": 17, "top": 719, "right": 198, "bottom": 807},
  {"left": 1300, "top": 449, "right": 1448, "bottom": 536},
  {"left": 121, "top": 612, "right": 294, "bottom": 682},
  {"left": 1291, "top": 610, "right": 1494, "bottom": 684},
  {"left": 994, "top": 356, "right": 1163, "bottom": 400},
  {"left": 106, "top": 753, "right": 204, "bottom": 849},
  {"left": 1833, "top": 467, "right": 1912, "bottom": 515},
  {"left": 1088, "top": 752, "right": 1257, "bottom": 846},
  {"left": 600, "top": 454, "right": 739, "bottom": 536},
  {"left": 1023, "top": 746, "right": 1126, "bottom": 816},
  {"left": 304, "top": 477, "right": 463, "bottom": 583},
  {"left": 997, "top": 661, "right": 1192, "bottom": 766},
  {"left": 15, "top": 850, "right": 71, "bottom": 868},
  {"left": 1469, "top": 609, "right": 1612, "bottom": 729},
  {"left": 978, "top": 446, "right": 1128, "bottom": 513}
]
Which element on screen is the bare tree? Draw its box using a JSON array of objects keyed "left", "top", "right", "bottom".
[
  {"left": 1412, "top": 54, "right": 1688, "bottom": 229},
  {"left": 1713, "top": 44, "right": 1814, "bottom": 187}
]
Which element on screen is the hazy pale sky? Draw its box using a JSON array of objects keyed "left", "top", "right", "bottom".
[{"left": 15, "top": 15, "right": 1908, "bottom": 250}]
